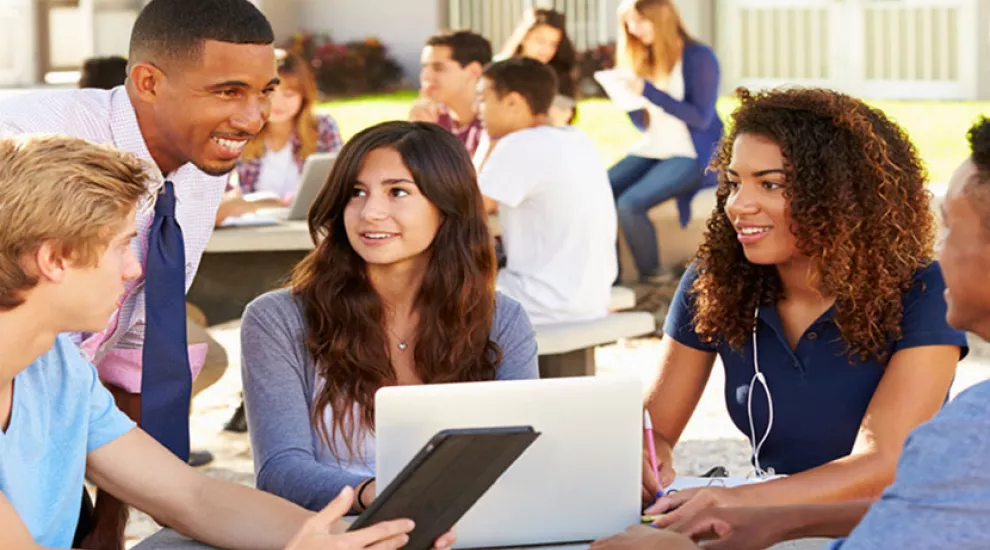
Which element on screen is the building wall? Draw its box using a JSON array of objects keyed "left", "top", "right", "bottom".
[
  {"left": 677, "top": 0, "right": 716, "bottom": 45},
  {"left": 297, "top": 0, "right": 442, "bottom": 82},
  {"left": 977, "top": 0, "right": 990, "bottom": 100},
  {"left": 254, "top": 0, "right": 298, "bottom": 43},
  {"left": 92, "top": 0, "right": 142, "bottom": 58},
  {"left": 713, "top": 0, "right": 984, "bottom": 100},
  {"left": 0, "top": 0, "right": 36, "bottom": 86}
]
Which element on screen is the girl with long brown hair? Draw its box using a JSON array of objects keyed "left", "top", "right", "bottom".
[
  {"left": 639, "top": 88, "right": 967, "bottom": 526},
  {"left": 500, "top": 8, "right": 578, "bottom": 125},
  {"left": 239, "top": 121, "right": 539, "bottom": 512},
  {"left": 215, "top": 49, "right": 343, "bottom": 225},
  {"left": 607, "top": 0, "right": 723, "bottom": 284}
]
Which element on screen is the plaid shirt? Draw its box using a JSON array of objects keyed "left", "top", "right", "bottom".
[
  {"left": 233, "top": 113, "right": 343, "bottom": 193},
  {"left": 437, "top": 110, "right": 484, "bottom": 156}
]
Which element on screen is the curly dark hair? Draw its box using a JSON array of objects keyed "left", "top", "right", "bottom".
[
  {"left": 291, "top": 121, "right": 501, "bottom": 457},
  {"left": 693, "top": 87, "right": 936, "bottom": 361}
]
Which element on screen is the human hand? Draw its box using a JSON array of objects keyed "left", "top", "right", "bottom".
[
  {"left": 286, "top": 487, "right": 413, "bottom": 550},
  {"left": 645, "top": 487, "right": 743, "bottom": 529},
  {"left": 614, "top": 71, "right": 646, "bottom": 96},
  {"left": 667, "top": 506, "right": 789, "bottom": 550},
  {"left": 409, "top": 98, "right": 441, "bottom": 123},
  {"left": 351, "top": 480, "right": 455, "bottom": 550},
  {"left": 641, "top": 436, "right": 676, "bottom": 507},
  {"left": 590, "top": 525, "right": 700, "bottom": 550}
]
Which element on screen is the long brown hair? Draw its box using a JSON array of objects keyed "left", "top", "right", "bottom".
[
  {"left": 694, "top": 88, "right": 936, "bottom": 361},
  {"left": 501, "top": 8, "right": 578, "bottom": 99},
  {"left": 617, "top": 0, "right": 693, "bottom": 79},
  {"left": 241, "top": 49, "right": 320, "bottom": 163},
  {"left": 291, "top": 121, "right": 502, "bottom": 456}
]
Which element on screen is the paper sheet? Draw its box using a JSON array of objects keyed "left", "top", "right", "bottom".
[
  {"left": 594, "top": 69, "right": 650, "bottom": 112},
  {"left": 662, "top": 473, "right": 786, "bottom": 493}
]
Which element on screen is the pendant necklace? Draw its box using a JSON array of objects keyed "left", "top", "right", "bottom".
[{"left": 387, "top": 326, "right": 409, "bottom": 351}]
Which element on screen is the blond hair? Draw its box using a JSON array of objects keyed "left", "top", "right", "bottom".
[
  {"left": 617, "top": 0, "right": 692, "bottom": 79},
  {"left": 241, "top": 49, "right": 321, "bottom": 164},
  {"left": 0, "top": 135, "right": 151, "bottom": 309}
]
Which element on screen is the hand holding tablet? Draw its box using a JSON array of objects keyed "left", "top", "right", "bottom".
[{"left": 348, "top": 426, "right": 540, "bottom": 550}]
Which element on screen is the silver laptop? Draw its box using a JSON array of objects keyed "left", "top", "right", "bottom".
[
  {"left": 255, "top": 151, "right": 338, "bottom": 221},
  {"left": 375, "top": 376, "right": 642, "bottom": 549}
]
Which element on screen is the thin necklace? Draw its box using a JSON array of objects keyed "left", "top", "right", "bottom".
[{"left": 387, "top": 326, "right": 410, "bottom": 351}]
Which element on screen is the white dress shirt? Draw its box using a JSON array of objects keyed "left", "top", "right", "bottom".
[{"left": 0, "top": 86, "right": 225, "bottom": 392}]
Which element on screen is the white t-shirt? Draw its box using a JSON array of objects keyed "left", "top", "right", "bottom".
[
  {"left": 628, "top": 61, "right": 697, "bottom": 160},
  {"left": 479, "top": 126, "right": 618, "bottom": 325},
  {"left": 255, "top": 145, "right": 302, "bottom": 198}
]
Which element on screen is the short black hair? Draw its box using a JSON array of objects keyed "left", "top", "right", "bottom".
[
  {"left": 425, "top": 30, "right": 493, "bottom": 68},
  {"left": 79, "top": 56, "right": 128, "bottom": 89},
  {"left": 965, "top": 116, "right": 990, "bottom": 226},
  {"left": 482, "top": 57, "right": 558, "bottom": 116},
  {"left": 129, "top": 0, "right": 274, "bottom": 66},
  {"left": 968, "top": 116, "right": 990, "bottom": 183}
]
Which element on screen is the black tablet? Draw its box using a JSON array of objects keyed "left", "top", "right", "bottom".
[{"left": 347, "top": 426, "right": 540, "bottom": 550}]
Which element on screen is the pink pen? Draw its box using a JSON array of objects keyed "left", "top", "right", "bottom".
[{"left": 643, "top": 410, "right": 663, "bottom": 496}]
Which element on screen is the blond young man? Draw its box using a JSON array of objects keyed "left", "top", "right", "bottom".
[{"left": 0, "top": 135, "right": 456, "bottom": 550}]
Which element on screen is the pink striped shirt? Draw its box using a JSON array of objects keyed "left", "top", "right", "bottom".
[{"left": 0, "top": 86, "right": 225, "bottom": 392}]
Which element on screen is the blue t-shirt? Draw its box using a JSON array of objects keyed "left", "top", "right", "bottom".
[
  {"left": 664, "top": 261, "right": 968, "bottom": 475},
  {"left": 827, "top": 379, "right": 990, "bottom": 549},
  {"left": 0, "top": 335, "right": 135, "bottom": 547}
]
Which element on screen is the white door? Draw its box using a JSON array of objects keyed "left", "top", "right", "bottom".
[
  {"left": 0, "top": 0, "right": 36, "bottom": 87},
  {"left": 717, "top": 0, "right": 978, "bottom": 100}
]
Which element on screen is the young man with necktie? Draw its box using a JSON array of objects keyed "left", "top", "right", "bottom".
[{"left": 0, "top": 0, "right": 279, "bottom": 546}]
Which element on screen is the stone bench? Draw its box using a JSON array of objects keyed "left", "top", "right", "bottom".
[
  {"left": 609, "top": 285, "right": 637, "bottom": 311},
  {"left": 535, "top": 286, "right": 656, "bottom": 378}
]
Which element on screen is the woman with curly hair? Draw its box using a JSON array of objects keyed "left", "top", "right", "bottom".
[
  {"left": 239, "top": 121, "right": 539, "bottom": 512},
  {"left": 640, "top": 87, "right": 968, "bottom": 526}
]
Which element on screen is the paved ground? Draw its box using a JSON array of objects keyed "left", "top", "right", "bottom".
[{"left": 123, "top": 321, "right": 990, "bottom": 547}]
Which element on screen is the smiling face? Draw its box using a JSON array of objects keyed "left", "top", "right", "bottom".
[
  {"left": 938, "top": 159, "right": 990, "bottom": 334},
  {"left": 142, "top": 39, "right": 280, "bottom": 176},
  {"left": 343, "top": 147, "right": 443, "bottom": 274},
  {"left": 723, "top": 133, "right": 801, "bottom": 265}
]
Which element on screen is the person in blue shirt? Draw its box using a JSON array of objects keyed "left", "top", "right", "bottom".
[
  {"left": 633, "top": 87, "right": 968, "bottom": 528},
  {"left": 0, "top": 135, "right": 455, "bottom": 550},
  {"left": 606, "top": 0, "right": 724, "bottom": 284},
  {"left": 588, "top": 118, "right": 990, "bottom": 550}
]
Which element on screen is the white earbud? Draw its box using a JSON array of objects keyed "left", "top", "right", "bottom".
[{"left": 748, "top": 306, "right": 774, "bottom": 479}]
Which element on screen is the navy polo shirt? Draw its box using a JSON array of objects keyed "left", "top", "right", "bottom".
[{"left": 664, "top": 261, "right": 968, "bottom": 475}]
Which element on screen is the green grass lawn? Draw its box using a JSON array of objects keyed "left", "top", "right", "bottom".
[{"left": 319, "top": 92, "right": 989, "bottom": 186}]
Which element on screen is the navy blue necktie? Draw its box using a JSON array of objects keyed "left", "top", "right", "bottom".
[{"left": 140, "top": 181, "right": 191, "bottom": 461}]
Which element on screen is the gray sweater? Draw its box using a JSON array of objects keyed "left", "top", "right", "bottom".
[{"left": 240, "top": 289, "right": 539, "bottom": 511}]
